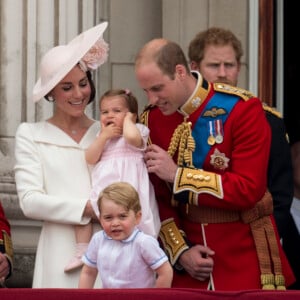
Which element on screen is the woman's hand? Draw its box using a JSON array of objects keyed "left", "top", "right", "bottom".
[{"left": 83, "top": 200, "right": 98, "bottom": 222}]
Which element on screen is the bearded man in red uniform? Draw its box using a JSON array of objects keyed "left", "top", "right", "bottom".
[
  {"left": 135, "top": 38, "right": 295, "bottom": 290},
  {"left": 0, "top": 201, "right": 13, "bottom": 287}
]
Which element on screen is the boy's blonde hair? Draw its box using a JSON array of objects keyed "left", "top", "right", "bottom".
[{"left": 97, "top": 182, "right": 141, "bottom": 213}]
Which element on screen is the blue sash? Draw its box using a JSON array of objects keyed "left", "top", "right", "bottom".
[{"left": 192, "top": 92, "right": 239, "bottom": 168}]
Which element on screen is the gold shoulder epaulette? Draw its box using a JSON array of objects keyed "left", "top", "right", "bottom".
[
  {"left": 262, "top": 102, "right": 282, "bottom": 118},
  {"left": 262, "top": 103, "right": 289, "bottom": 143},
  {"left": 142, "top": 104, "right": 154, "bottom": 112},
  {"left": 140, "top": 104, "right": 153, "bottom": 126},
  {"left": 139, "top": 105, "right": 155, "bottom": 145},
  {"left": 213, "top": 83, "right": 254, "bottom": 101}
]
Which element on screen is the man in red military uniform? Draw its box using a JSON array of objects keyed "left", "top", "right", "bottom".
[
  {"left": 0, "top": 201, "right": 13, "bottom": 287},
  {"left": 188, "top": 27, "right": 300, "bottom": 289},
  {"left": 135, "top": 38, "right": 295, "bottom": 290}
]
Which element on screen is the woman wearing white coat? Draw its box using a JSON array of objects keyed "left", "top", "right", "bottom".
[{"left": 14, "top": 22, "right": 109, "bottom": 288}]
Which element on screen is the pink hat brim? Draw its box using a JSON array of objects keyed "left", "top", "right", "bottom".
[{"left": 32, "top": 22, "right": 108, "bottom": 103}]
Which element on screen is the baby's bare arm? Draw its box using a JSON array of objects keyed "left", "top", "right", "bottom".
[{"left": 123, "top": 112, "right": 143, "bottom": 148}]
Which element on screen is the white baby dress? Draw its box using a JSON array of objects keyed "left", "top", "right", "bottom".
[{"left": 89, "top": 123, "right": 160, "bottom": 237}]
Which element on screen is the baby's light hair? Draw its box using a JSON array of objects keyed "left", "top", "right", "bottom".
[{"left": 99, "top": 88, "right": 139, "bottom": 121}]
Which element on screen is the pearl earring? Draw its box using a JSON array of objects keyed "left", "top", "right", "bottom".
[{"left": 47, "top": 96, "right": 54, "bottom": 102}]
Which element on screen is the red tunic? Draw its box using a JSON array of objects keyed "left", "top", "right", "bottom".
[
  {"left": 0, "top": 202, "right": 11, "bottom": 246},
  {"left": 142, "top": 75, "right": 295, "bottom": 290},
  {"left": 0, "top": 201, "right": 13, "bottom": 278}
]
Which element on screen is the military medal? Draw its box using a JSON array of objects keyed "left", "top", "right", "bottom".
[
  {"left": 207, "top": 135, "right": 215, "bottom": 145},
  {"left": 210, "top": 149, "right": 230, "bottom": 170},
  {"left": 215, "top": 134, "right": 223, "bottom": 144},
  {"left": 215, "top": 119, "right": 224, "bottom": 144},
  {"left": 207, "top": 121, "right": 215, "bottom": 145}
]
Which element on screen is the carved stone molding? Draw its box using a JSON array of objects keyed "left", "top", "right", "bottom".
[{"left": 6, "top": 250, "right": 35, "bottom": 288}]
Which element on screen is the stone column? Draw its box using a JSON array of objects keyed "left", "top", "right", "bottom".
[{"left": 0, "top": 0, "right": 107, "bottom": 287}]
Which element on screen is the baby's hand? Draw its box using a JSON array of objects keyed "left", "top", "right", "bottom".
[
  {"left": 125, "top": 112, "right": 137, "bottom": 123},
  {"left": 101, "top": 123, "right": 122, "bottom": 139}
]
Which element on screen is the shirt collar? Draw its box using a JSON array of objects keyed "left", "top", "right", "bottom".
[
  {"left": 103, "top": 227, "right": 141, "bottom": 243},
  {"left": 179, "top": 71, "right": 211, "bottom": 116}
]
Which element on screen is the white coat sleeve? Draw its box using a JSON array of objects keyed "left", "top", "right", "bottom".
[{"left": 14, "top": 123, "right": 91, "bottom": 225}]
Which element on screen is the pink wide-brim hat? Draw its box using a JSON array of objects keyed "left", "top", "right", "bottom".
[{"left": 32, "top": 21, "right": 108, "bottom": 103}]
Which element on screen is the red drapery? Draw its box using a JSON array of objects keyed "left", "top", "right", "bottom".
[{"left": 1, "top": 288, "right": 300, "bottom": 300}]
